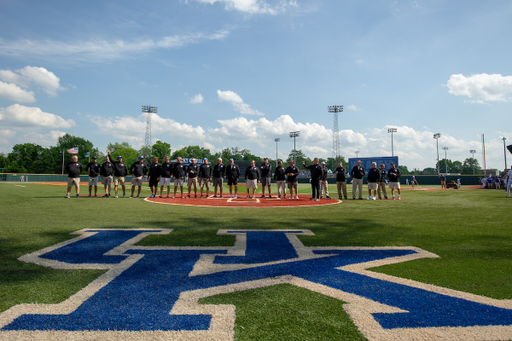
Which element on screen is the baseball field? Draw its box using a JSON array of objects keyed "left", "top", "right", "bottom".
[{"left": 0, "top": 182, "right": 511, "bottom": 340}]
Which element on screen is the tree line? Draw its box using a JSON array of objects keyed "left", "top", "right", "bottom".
[{"left": 0, "top": 133, "right": 481, "bottom": 175}]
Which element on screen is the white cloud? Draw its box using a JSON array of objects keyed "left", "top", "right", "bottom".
[
  {"left": 0, "top": 81, "right": 36, "bottom": 103},
  {"left": 193, "top": 0, "right": 294, "bottom": 15},
  {"left": 90, "top": 113, "right": 206, "bottom": 148},
  {"left": 0, "top": 129, "right": 16, "bottom": 146},
  {"left": 86, "top": 111, "right": 508, "bottom": 170},
  {"left": 217, "top": 90, "right": 264, "bottom": 116},
  {"left": 0, "top": 104, "right": 75, "bottom": 128},
  {"left": 347, "top": 105, "right": 361, "bottom": 111},
  {"left": 22, "top": 130, "right": 66, "bottom": 147},
  {"left": 18, "top": 66, "right": 64, "bottom": 96},
  {"left": 0, "top": 69, "right": 31, "bottom": 87},
  {"left": 0, "top": 30, "right": 230, "bottom": 62},
  {"left": 446, "top": 73, "right": 512, "bottom": 103},
  {"left": 0, "top": 66, "right": 64, "bottom": 99},
  {"left": 190, "top": 94, "right": 204, "bottom": 104}
]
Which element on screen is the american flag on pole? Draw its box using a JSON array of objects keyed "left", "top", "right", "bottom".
[{"left": 67, "top": 147, "right": 79, "bottom": 154}]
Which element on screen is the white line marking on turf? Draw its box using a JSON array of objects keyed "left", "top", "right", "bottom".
[{"left": 3, "top": 229, "right": 512, "bottom": 341}]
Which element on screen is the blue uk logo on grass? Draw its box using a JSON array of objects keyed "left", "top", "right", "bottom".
[{"left": 1, "top": 229, "right": 512, "bottom": 340}]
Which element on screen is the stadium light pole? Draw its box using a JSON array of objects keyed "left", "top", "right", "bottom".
[
  {"left": 355, "top": 150, "right": 359, "bottom": 158},
  {"left": 388, "top": 128, "right": 397, "bottom": 156},
  {"left": 289, "top": 131, "right": 300, "bottom": 164},
  {"left": 503, "top": 137, "right": 507, "bottom": 169},
  {"left": 470, "top": 149, "right": 476, "bottom": 175},
  {"left": 275, "top": 138, "right": 280, "bottom": 169},
  {"left": 433, "top": 133, "right": 441, "bottom": 174},
  {"left": 442, "top": 147, "right": 449, "bottom": 174}
]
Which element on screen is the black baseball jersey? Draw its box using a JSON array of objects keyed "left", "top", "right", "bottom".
[
  {"left": 367, "top": 168, "right": 380, "bottom": 182},
  {"left": 213, "top": 163, "right": 226, "bottom": 178},
  {"left": 387, "top": 167, "right": 401, "bottom": 182},
  {"left": 66, "top": 161, "right": 83, "bottom": 178},
  {"left": 285, "top": 165, "right": 299, "bottom": 182},
  {"left": 260, "top": 162, "right": 272, "bottom": 178},
  {"left": 101, "top": 161, "right": 114, "bottom": 177},
  {"left": 199, "top": 163, "right": 212, "bottom": 178},
  {"left": 226, "top": 164, "right": 240, "bottom": 179},
  {"left": 187, "top": 163, "right": 200, "bottom": 178},
  {"left": 130, "top": 161, "right": 148, "bottom": 177},
  {"left": 108, "top": 155, "right": 128, "bottom": 177},
  {"left": 335, "top": 167, "right": 346, "bottom": 182},
  {"left": 173, "top": 163, "right": 186, "bottom": 179},
  {"left": 148, "top": 163, "right": 162, "bottom": 179},
  {"left": 274, "top": 166, "right": 286, "bottom": 181},
  {"left": 245, "top": 166, "right": 260, "bottom": 180},
  {"left": 161, "top": 162, "right": 173, "bottom": 178},
  {"left": 85, "top": 162, "right": 100, "bottom": 177},
  {"left": 350, "top": 165, "right": 365, "bottom": 179},
  {"left": 304, "top": 163, "right": 322, "bottom": 180}
]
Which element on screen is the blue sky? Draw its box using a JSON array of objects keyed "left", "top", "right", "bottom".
[{"left": 0, "top": 0, "right": 511, "bottom": 170}]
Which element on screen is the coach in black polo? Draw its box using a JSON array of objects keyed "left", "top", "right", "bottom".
[
  {"left": 350, "top": 160, "right": 365, "bottom": 200},
  {"left": 226, "top": 158, "right": 240, "bottom": 198},
  {"left": 85, "top": 156, "right": 100, "bottom": 197},
  {"left": 303, "top": 158, "right": 322, "bottom": 201},
  {"left": 245, "top": 160, "right": 260, "bottom": 198}
]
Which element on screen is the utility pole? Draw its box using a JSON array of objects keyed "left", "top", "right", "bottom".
[
  {"left": 141, "top": 105, "right": 157, "bottom": 161},
  {"left": 470, "top": 149, "right": 476, "bottom": 175},
  {"left": 442, "top": 147, "right": 449, "bottom": 174},
  {"left": 433, "top": 133, "right": 441, "bottom": 174},
  {"left": 328, "top": 105, "right": 343, "bottom": 169},
  {"left": 275, "top": 138, "right": 280, "bottom": 169},
  {"left": 503, "top": 137, "right": 507, "bottom": 169},
  {"left": 388, "top": 128, "right": 397, "bottom": 156},
  {"left": 289, "top": 131, "right": 300, "bottom": 164}
]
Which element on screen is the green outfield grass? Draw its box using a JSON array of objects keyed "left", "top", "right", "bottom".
[{"left": 0, "top": 182, "right": 511, "bottom": 340}]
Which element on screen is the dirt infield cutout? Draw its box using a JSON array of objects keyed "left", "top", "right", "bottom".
[{"left": 145, "top": 195, "right": 342, "bottom": 208}]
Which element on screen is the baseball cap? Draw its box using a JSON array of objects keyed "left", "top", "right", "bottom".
[
  {"left": 204, "top": 158, "right": 208, "bottom": 161},
  {"left": 229, "top": 158, "right": 234, "bottom": 161},
  {"left": 138, "top": 156, "right": 143, "bottom": 159},
  {"left": 321, "top": 161, "right": 325, "bottom": 165},
  {"left": 117, "top": 155, "right": 122, "bottom": 159},
  {"left": 92, "top": 156, "right": 97, "bottom": 159}
]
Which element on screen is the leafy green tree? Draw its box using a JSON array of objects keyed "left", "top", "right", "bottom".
[
  {"left": 56, "top": 134, "right": 98, "bottom": 167},
  {"left": 152, "top": 140, "right": 171, "bottom": 161},
  {"left": 286, "top": 149, "right": 311, "bottom": 169},
  {"left": 171, "top": 145, "right": 213, "bottom": 161},
  {"left": 115, "top": 147, "right": 139, "bottom": 167},
  {"left": 462, "top": 158, "right": 481, "bottom": 175},
  {"left": 215, "top": 147, "right": 262, "bottom": 164},
  {"left": 452, "top": 160, "right": 463, "bottom": 174},
  {"left": 7, "top": 143, "right": 46, "bottom": 173},
  {"left": 436, "top": 159, "right": 453, "bottom": 174},
  {"left": 421, "top": 167, "right": 437, "bottom": 175},
  {"left": 0, "top": 153, "right": 9, "bottom": 169},
  {"left": 398, "top": 165, "right": 410, "bottom": 175},
  {"left": 326, "top": 156, "right": 347, "bottom": 170},
  {"left": 107, "top": 142, "right": 132, "bottom": 154}
]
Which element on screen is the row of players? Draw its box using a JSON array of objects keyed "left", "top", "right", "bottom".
[{"left": 65, "top": 152, "right": 402, "bottom": 201}]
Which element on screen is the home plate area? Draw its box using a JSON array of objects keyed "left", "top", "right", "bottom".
[{"left": 146, "top": 195, "right": 342, "bottom": 207}]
